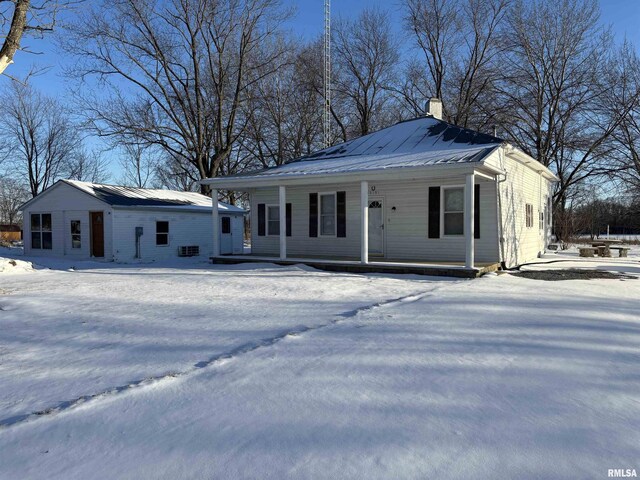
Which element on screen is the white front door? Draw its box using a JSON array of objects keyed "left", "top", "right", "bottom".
[
  {"left": 220, "top": 216, "right": 233, "bottom": 255},
  {"left": 368, "top": 198, "right": 384, "bottom": 255}
]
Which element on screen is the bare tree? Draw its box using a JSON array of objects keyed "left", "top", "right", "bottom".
[
  {"left": 609, "top": 42, "right": 640, "bottom": 195},
  {"left": 0, "top": 81, "right": 82, "bottom": 197},
  {"left": 117, "top": 142, "right": 156, "bottom": 188},
  {"left": 0, "top": 0, "right": 79, "bottom": 75},
  {"left": 0, "top": 176, "right": 28, "bottom": 225},
  {"left": 333, "top": 7, "right": 400, "bottom": 137},
  {"left": 401, "top": 0, "right": 509, "bottom": 128},
  {"left": 241, "top": 45, "right": 323, "bottom": 168},
  {"left": 64, "top": 0, "right": 291, "bottom": 194},
  {"left": 495, "top": 0, "right": 640, "bottom": 240},
  {"left": 67, "top": 149, "right": 110, "bottom": 183}
]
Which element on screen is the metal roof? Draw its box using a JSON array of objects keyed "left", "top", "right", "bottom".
[
  {"left": 207, "top": 117, "right": 504, "bottom": 182},
  {"left": 22, "top": 180, "right": 245, "bottom": 213}
]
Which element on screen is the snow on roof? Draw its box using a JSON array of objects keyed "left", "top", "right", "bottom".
[
  {"left": 63, "top": 180, "right": 244, "bottom": 213},
  {"left": 219, "top": 117, "right": 503, "bottom": 181}
]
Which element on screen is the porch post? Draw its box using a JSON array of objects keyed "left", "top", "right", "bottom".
[
  {"left": 212, "top": 188, "right": 220, "bottom": 257},
  {"left": 360, "top": 180, "right": 369, "bottom": 264},
  {"left": 465, "top": 173, "right": 475, "bottom": 269},
  {"left": 279, "top": 185, "right": 286, "bottom": 260}
]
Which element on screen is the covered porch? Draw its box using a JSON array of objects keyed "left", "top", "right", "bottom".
[{"left": 203, "top": 162, "right": 504, "bottom": 277}]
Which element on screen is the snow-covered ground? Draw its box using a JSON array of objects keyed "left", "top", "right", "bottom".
[{"left": 0, "top": 247, "right": 639, "bottom": 479}]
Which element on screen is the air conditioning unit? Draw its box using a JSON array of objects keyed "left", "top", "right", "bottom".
[{"left": 178, "top": 245, "right": 200, "bottom": 257}]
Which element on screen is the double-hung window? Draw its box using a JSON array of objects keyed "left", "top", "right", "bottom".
[
  {"left": 319, "top": 193, "right": 336, "bottom": 236},
  {"left": 443, "top": 187, "right": 464, "bottom": 236},
  {"left": 31, "top": 213, "right": 52, "bottom": 250},
  {"left": 70, "top": 220, "right": 81, "bottom": 249},
  {"left": 156, "top": 221, "right": 169, "bottom": 245},
  {"left": 267, "top": 205, "right": 280, "bottom": 236}
]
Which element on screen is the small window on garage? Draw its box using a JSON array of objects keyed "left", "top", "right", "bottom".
[
  {"left": 221, "top": 216, "right": 231, "bottom": 234},
  {"left": 31, "top": 213, "right": 52, "bottom": 250},
  {"left": 70, "top": 220, "right": 81, "bottom": 249},
  {"left": 156, "top": 221, "right": 169, "bottom": 245}
]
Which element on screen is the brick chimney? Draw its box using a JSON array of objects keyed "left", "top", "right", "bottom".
[{"left": 426, "top": 98, "right": 443, "bottom": 120}]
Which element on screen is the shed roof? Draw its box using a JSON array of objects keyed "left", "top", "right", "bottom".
[
  {"left": 21, "top": 180, "right": 245, "bottom": 213},
  {"left": 203, "top": 116, "right": 505, "bottom": 183}
]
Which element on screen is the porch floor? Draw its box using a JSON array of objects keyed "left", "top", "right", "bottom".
[{"left": 211, "top": 254, "right": 500, "bottom": 278}]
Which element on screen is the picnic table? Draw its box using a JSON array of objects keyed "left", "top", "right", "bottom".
[{"left": 585, "top": 239, "right": 624, "bottom": 258}]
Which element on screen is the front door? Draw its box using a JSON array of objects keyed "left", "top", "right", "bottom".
[
  {"left": 368, "top": 198, "right": 384, "bottom": 255},
  {"left": 90, "top": 211, "right": 105, "bottom": 258},
  {"left": 220, "top": 216, "right": 233, "bottom": 255}
]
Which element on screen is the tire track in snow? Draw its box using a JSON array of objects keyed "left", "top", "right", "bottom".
[{"left": 0, "top": 280, "right": 461, "bottom": 431}]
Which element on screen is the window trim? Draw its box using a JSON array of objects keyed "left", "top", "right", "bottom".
[
  {"left": 155, "top": 220, "right": 170, "bottom": 246},
  {"left": 318, "top": 191, "right": 338, "bottom": 238},
  {"left": 265, "top": 204, "right": 280, "bottom": 237},
  {"left": 441, "top": 185, "right": 465, "bottom": 237},
  {"left": 70, "top": 220, "right": 82, "bottom": 249},
  {"left": 30, "top": 213, "right": 53, "bottom": 250},
  {"left": 525, "top": 203, "right": 534, "bottom": 229}
]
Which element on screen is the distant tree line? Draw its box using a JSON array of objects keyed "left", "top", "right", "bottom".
[{"left": 2, "top": 0, "right": 640, "bottom": 242}]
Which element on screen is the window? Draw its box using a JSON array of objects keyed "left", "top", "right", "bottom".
[
  {"left": 221, "top": 216, "right": 231, "bottom": 234},
  {"left": 31, "top": 213, "right": 52, "bottom": 250},
  {"left": 443, "top": 188, "right": 464, "bottom": 235},
  {"left": 70, "top": 220, "right": 81, "bottom": 249},
  {"left": 319, "top": 193, "right": 336, "bottom": 236},
  {"left": 525, "top": 204, "right": 534, "bottom": 228},
  {"left": 539, "top": 210, "right": 544, "bottom": 231},
  {"left": 156, "top": 221, "right": 169, "bottom": 245},
  {"left": 267, "top": 205, "right": 280, "bottom": 236}
]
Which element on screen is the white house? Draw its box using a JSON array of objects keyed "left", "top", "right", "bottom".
[
  {"left": 201, "top": 106, "right": 557, "bottom": 277},
  {"left": 21, "top": 180, "right": 245, "bottom": 262}
]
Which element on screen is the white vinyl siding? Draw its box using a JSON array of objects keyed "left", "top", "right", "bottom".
[
  {"left": 250, "top": 176, "right": 499, "bottom": 263},
  {"left": 23, "top": 184, "right": 114, "bottom": 259},
  {"left": 497, "top": 153, "right": 554, "bottom": 267}
]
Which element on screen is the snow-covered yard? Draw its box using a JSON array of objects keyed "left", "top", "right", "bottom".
[{"left": 0, "top": 248, "right": 639, "bottom": 479}]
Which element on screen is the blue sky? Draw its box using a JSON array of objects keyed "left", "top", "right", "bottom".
[
  {"left": 3, "top": 0, "right": 640, "bottom": 179},
  {"left": 7, "top": 0, "right": 639, "bottom": 95}
]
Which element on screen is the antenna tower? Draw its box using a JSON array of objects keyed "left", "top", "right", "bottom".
[{"left": 323, "top": 0, "right": 331, "bottom": 148}]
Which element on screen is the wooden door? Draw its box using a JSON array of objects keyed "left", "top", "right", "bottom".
[{"left": 90, "top": 212, "right": 105, "bottom": 257}]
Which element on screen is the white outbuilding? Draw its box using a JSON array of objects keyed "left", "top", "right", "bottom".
[{"left": 21, "top": 180, "right": 245, "bottom": 262}]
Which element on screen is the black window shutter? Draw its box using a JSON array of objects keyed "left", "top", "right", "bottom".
[
  {"left": 428, "top": 187, "right": 440, "bottom": 238},
  {"left": 257, "top": 203, "right": 265, "bottom": 236},
  {"left": 286, "top": 203, "right": 292, "bottom": 237},
  {"left": 336, "top": 191, "right": 346, "bottom": 237},
  {"left": 474, "top": 184, "right": 480, "bottom": 239},
  {"left": 309, "top": 193, "right": 318, "bottom": 237}
]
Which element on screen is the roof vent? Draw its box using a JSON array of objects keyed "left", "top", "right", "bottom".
[{"left": 426, "top": 98, "right": 443, "bottom": 120}]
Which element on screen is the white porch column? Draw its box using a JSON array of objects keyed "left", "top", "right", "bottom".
[
  {"left": 360, "top": 180, "right": 369, "bottom": 264},
  {"left": 212, "top": 188, "right": 220, "bottom": 257},
  {"left": 465, "top": 173, "right": 475, "bottom": 269},
  {"left": 279, "top": 185, "right": 286, "bottom": 260}
]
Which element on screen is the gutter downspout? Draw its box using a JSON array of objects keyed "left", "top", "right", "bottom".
[
  {"left": 495, "top": 148, "right": 508, "bottom": 269},
  {"left": 496, "top": 173, "right": 508, "bottom": 269}
]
